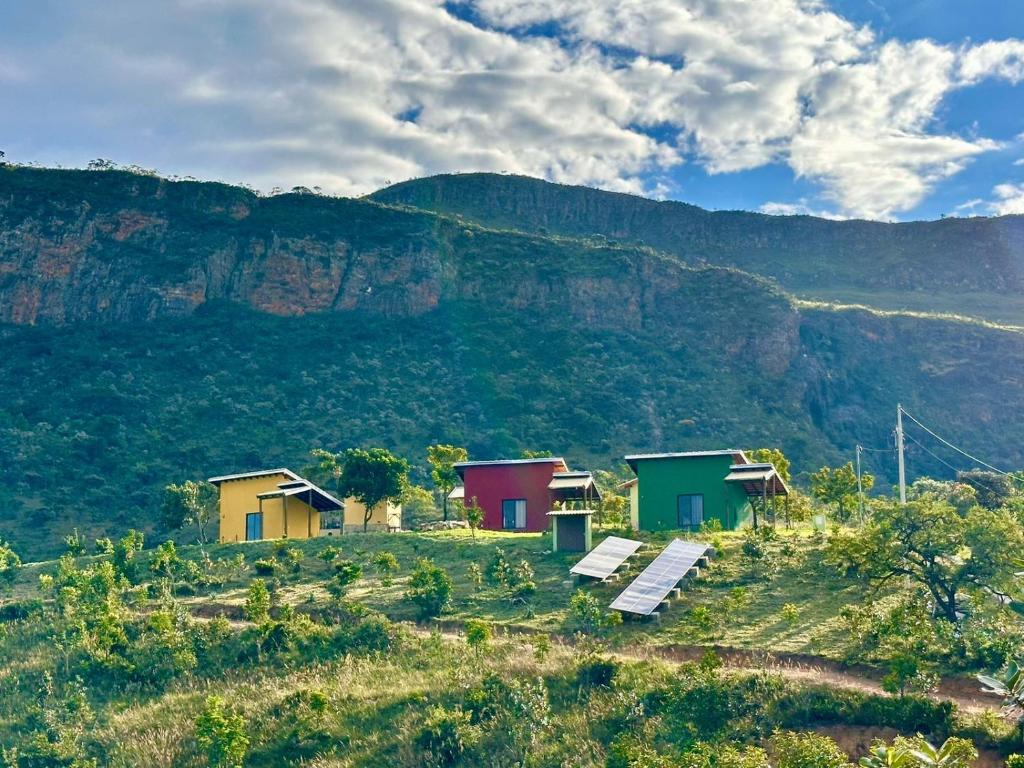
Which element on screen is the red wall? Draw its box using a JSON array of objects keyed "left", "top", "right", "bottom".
[{"left": 462, "top": 463, "right": 558, "bottom": 533}]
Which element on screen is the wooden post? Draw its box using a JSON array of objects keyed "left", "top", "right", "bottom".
[{"left": 283, "top": 493, "right": 289, "bottom": 538}]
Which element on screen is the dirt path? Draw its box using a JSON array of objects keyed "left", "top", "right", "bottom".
[
  {"left": 183, "top": 602, "right": 1005, "bottom": 715},
  {"left": 423, "top": 619, "right": 1005, "bottom": 715}
]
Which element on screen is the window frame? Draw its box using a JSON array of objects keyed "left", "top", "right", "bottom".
[
  {"left": 502, "top": 498, "right": 527, "bottom": 530},
  {"left": 676, "top": 494, "right": 704, "bottom": 530}
]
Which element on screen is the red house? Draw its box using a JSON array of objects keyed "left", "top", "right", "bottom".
[{"left": 453, "top": 458, "right": 600, "bottom": 533}]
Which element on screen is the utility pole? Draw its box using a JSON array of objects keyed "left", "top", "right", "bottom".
[
  {"left": 855, "top": 444, "right": 865, "bottom": 523},
  {"left": 896, "top": 403, "right": 907, "bottom": 505}
]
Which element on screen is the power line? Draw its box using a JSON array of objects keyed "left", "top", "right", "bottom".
[
  {"left": 903, "top": 432, "right": 1006, "bottom": 498},
  {"left": 899, "top": 407, "right": 1012, "bottom": 476}
]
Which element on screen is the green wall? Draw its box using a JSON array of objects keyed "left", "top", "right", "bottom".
[{"left": 635, "top": 455, "right": 752, "bottom": 531}]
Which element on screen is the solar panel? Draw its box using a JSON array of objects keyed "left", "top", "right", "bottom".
[
  {"left": 570, "top": 536, "right": 643, "bottom": 580},
  {"left": 610, "top": 539, "right": 712, "bottom": 616}
]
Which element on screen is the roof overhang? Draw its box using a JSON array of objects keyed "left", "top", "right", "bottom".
[
  {"left": 624, "top": 450, "right": 749, "bottom": 473},
  {"left": 548, "top": 471, "right": 602, "bottom": 501},
  {"left": 208, "top": 467, "right": 300, "bottom": 486},
  {"left": 724, "top": 463, "right": 789, "bottom": 496}
]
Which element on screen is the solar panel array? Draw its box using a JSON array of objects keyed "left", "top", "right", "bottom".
[
  {"left": 610, "top": 539, "right": 712, "bottom": 616},
  {"left": 570, "top": 536, "right": 643, "bottom": 580}
]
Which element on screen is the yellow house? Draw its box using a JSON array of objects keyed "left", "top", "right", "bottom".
[
  {"left": 209, "top": 468, "right": 343, "bottom": 543},
  {"left": 342, "top": 498, "right": 402, "bottom": 534}
]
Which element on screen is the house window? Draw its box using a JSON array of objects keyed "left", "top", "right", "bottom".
[
  {"left": 245, "top": 512, "right": 264, "bottom": 541},
  {"left": 677, "top": 494, "right": 704, "bottom": 529},
  {"left": 502, "top": 499, "right": 527, "bottom": 530}
]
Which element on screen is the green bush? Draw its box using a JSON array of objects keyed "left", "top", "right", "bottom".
[
  {"left": 770, "top": 731, "right": 850, "bottom": 768},
  {"left": 254, "top": 558, "right": 283, "bottom": 577},
  {"left": 417, "top": 706, "right": 477, "bottom": 768},
  {"left": 196, "top": 695, "right": 249, "bottom": 768},
  {"left": 0, "top": 540, "right": 21, "bottom": 590},
  {"left": 406, "top": 558, "right": 453, "bottom": 619},
  {"left": 244, "top": 579, "right": 271, "bottom": 624}
]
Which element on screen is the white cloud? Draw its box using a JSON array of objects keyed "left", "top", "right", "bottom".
[
  {"left": 990, "top": 183, "right": 1024, "bottom": 215},
  {"left": 760, "top": 200, "right": 846, "bottom": 219},
  {"left": 2, "top": 0, "right": 1024, "bottom": 217}
]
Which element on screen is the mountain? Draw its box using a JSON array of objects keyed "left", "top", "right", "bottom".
[
  {"left": 371, "top": 173, "right": 1024, "bottom": 324},
  {"left": 2, "top": 164, "right": 1023, "bottom": 558}
]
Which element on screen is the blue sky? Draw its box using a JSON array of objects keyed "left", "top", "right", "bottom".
[{"left": 1, "top": 0, "right": 1023, "bottom": 221}]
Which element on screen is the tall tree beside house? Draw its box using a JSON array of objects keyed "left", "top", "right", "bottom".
[
  {"left": 746, "top": 447, "right": 791, "bottom": 482},
  {"left": 339, "top": 448, "right": 410, "bottom": 533},
  {"left": 161, "top": 480, "right": 218, "bottom": 545},
  {"left": 426, "top": 444, "right": 467, "bottom": 521},
  {"left": 810, "top": 462, "right": 872, "bottom": 523},
  {"left": 304, "top": 448, "right": 345, "bottom": 528}
]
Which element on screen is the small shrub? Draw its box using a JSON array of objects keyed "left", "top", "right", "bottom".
[
  {"left": 0, "top": 541, "right": 21, "bottom": 590},
  {"left": 328, "top": 560, "right": 363, "bottom": 598},
  {"left": 254, "top": 558, "right": 282, "bottom": 577},
  {"left": 372, "top": 551, "right": 399, "bottom": 586},
  {"left": 417, "top": 706, "right": 476, "bottom": 768},
  {"left": 465, "top": 619, "right": 492, "bottom": 652},
  {"left": 244, "top": 579, "right": 271, "bottom": 623},
  {"left": 466, "top": 562, "right": 483, "bottom": 591},
  {"left": 64, "top": 529, "right": 86, "bottom": 557},
  {"left": 781, "top": 603, "right": 800, "bottom": 624},
  {"left": 195, "top": 695, "right": 249, "bottom": 768},
  {"left": 406, "top": 558, "right": 453, "bottom": 619},
  {"left": 770, "top": 731, "right": 849, "bottom": 768}
]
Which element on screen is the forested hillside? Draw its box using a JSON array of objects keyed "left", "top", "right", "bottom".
[{"left": 2, "top": 165, "right": 1024, "bottom": 558}]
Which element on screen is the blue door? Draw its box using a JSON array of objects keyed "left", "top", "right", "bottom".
[{"left": 245, "top": 512, "right": 263, "bottom": 541}]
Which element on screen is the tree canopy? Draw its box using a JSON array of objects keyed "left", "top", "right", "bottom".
[
  {"left": 810, "top": 462, "right": 873, "bottom": 523},
  {"left": 832, "top": 499, "right": 1024, "bottom": 622},
  {"left": 160, "top": 480, "right": 218, "bottom": 545},
  {"left": 339, "top": 448, "right": 410, "bottom": 532},
  {"left": 426, "top": 444, "right": 467, "bottom": 521}
]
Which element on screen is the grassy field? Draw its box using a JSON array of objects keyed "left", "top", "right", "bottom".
[
  {"left": 3, "top": 527, "right": 1023, "bottom": 766},
  {"left": 0, "top": 527, "right": 968, "bottom": 662}
]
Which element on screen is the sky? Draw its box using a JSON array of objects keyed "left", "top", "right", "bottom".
[{"left": 2, "top": 0, "right": 1024, "bottom": 221}]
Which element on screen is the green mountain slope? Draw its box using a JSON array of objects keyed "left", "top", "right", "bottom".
[
  {"left": 370, "top": 173, "right": 1024, "bottom": 322},
  {"left": 2, "top": 166, "right": 1023, "bottom": 558}
]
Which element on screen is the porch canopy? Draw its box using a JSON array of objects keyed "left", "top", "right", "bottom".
[
  {"left": 548, "top": 471, "right": 602, "bottom": 504},
  {"left": 723, "top": 464, "right": 789, "bottom": 497},
  {"left": 256, "top": 480, "right": 343, "bottom": 512}
]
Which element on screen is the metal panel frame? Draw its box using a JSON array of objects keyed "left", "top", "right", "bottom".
[
  {"left": 610, "top": 539, "right": 712, "bottom": 615},
  {"left": 569, "top": 536, "right": 643, "bottom": 580}
]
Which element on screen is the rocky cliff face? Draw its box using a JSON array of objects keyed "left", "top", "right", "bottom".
[
  {"left": 0, "top": 166, "right": 799, "bottom": 379},
  {"left": 372, "top": 173, "right": 1024, "bottom": 295}
]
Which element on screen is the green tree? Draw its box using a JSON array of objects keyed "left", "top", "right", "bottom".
[
  {"left": 835, "top": 499, "right": 1024, "bottom": 622},
  {"left": 406, "top": 558, "right": 453, "bottom": 619},
  {"left": 196, "top": 695, "right": 249, "bottom": 768},
  {"left": 0, "top": 540, "right": 21, "bottom": 591},
  {"left": 161, "top": 480, "right": 218, "bottom": 545},
  {"left": 747, "top": 447, "right": 792, "bottom": 482},
  {"left": 244, "top": 579, "right": 271, "bottom": 624},
  {"left": 465, "top": 496, "right": 484, "bottom": 538},
  {"left": 427, "top": 444, "right": 468, "bottom": 521},
  {"left": 112, "top": 529, "right": 144, "bottom": 581},
  {"left": 402, "top": 484, "right": 441, "bottom": 529},
  {"left": 339, "top": 448, "right": 410, "bottom": 532},
  {"left": 957, "top": 470, "right": 1016, "bottom": 510},
  {"left": 520, "top": 449, "right": 553, "bottom": 458},
  {"left": 810, "top": 462, "right": 873, "bottom": 523},
  {"left": 464, "top": 619, "right": 492, "bottom": 653}
]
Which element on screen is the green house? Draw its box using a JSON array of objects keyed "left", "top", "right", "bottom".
[{"left": 624, "top": 450, "right": 788, "bottom": 531}]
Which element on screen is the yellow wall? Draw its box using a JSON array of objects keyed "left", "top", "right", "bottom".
[
  {"left": 217, "top": 473, "right": 322, "bottom": 543},
  {"left": 629, "top": 482, "right": 639, "bottom": 530},
  {"left": 342, "top": 498, "right": 402, "bottom": 533}
]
